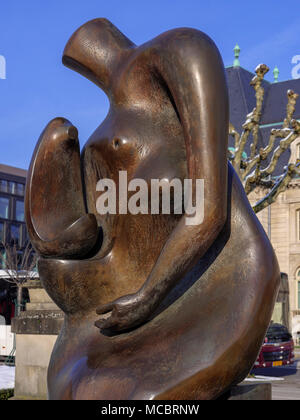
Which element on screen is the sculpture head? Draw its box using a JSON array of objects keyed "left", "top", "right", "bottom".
[{"left": 63, "top": 18, "right": 135, "bottom": 95}]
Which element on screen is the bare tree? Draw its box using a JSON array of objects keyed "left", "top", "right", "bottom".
[
  {"left": 0, "top": 241, "right": 37, "bottom": 315},
  {"left": 229, "top": 64, "right": 300, "bottom": 213}
]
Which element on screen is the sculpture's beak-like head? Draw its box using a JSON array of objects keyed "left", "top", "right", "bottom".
[{"left": 62, "top": 18, "right": 135, "bottom": 95}]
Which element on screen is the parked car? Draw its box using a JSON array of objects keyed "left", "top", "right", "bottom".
[{"left": 254, "top": 323, "right": 294, "bottom": 368}]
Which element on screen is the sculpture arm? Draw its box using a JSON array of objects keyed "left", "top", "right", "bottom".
[{"left": 140, "top": 29, "right": 229, "bottom": 294}]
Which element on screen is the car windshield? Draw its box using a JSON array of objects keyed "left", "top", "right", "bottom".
[{"left": 266, "top": 323, "right": 292, "bottom": 343}]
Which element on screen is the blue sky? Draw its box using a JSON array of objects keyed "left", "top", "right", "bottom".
[{"left": 1, "top": 0, "right": 300, "bottom": 169}]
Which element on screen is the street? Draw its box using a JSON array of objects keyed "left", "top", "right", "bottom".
[{"left": 251, "top": 350, "right": 300, "bottom": 400}]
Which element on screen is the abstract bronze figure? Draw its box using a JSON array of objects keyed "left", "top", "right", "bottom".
[{"left": 25, "top": 19, "right": 280, "bottom": 400}]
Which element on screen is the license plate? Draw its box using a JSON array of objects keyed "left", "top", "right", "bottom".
[{"left": 273, "top": 361, "right": 283, "bottom": 367}]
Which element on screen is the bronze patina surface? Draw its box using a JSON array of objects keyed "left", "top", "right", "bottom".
[{"left": 25, "top": 19, "right": 280, "bottom": 400}]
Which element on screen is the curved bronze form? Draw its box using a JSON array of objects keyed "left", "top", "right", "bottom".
[{"left": 25, "top": 19, "right": 280, "bottom": 400}]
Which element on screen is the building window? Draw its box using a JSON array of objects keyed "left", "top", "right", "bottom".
[
  {"left": 8, "top": 182, "right": 16, "bottom": 194},
  {"left": 0, "top": 250, "right": 6, "bottom": 269},
  {"left": 0, "top": 197, "right": 9, "bottom": 219},
  {"left": 16, "top": 251, "right": 24, "bottom": 270},
  {"left": 0, "top": 180, "right": 8, "bottom": 193},
  {"left": 10, "top": 224, "right": 21, "bottom": 246},
  {"left": 0, "top": 222, "right": 4, "bottom": 243},
  {"left": 15, "top": 200, "right": 24, "bottom": 222},
  {"left": 0, "top": 180, "right": 24, "bottom": 196},
  {"left": 16, "top": 183, "right": 25, "bottom": 196}
]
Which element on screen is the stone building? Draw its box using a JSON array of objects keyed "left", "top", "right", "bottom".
[
  {"left": 0, "top": 163, "right": 26, "bottom": 247},
  {"left": 0, "top": 163, "right": 27, "bottom": 324},
  {"left": 226, "top": 50, "right": 300, "bottom": 339}
]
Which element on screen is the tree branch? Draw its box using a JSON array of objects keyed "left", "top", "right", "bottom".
[
  {"left": 253, "top": 162, "right": 300, "bottom": 213},
  {"left": 249, "top": 64, "right": 269, "bottom": 159}
]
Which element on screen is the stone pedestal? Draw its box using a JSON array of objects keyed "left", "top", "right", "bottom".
[
  {"left": 219, "top": 382, "right": 272, "bottom": 400},
  {"left": 11, "top": 280, "right": 63, "bottom": 400}
]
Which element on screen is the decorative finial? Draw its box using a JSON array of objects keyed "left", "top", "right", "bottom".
[
  {"left": 273, "top": 66, "right": 279, "bottom": 83},
  {"left": 233, "top": 44, "right": 240, "bottom": 67}
]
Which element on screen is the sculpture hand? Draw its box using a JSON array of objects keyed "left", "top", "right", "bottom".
[{"left": 95, "top": 291, "right": 150, "bottom": 332}]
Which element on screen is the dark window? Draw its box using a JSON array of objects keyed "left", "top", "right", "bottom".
[
  {"left": 0, "top": 250, "right": 6, "bottom": 269},
  {"left": 16, "top": 183, "right": 25, "bottom": 196},
  {"left": 8, "top": 182, "right": 16, "bottom": 194},
  {"left": 0, "top": 222, "right": 4, "bottom": 242},
  {"left": 15, "top": 200, "right": 24, "bottom": 222},
  {"left": 10, "top": 224, "right": 21, "bottom": 245},
  {"left": 0, "top": 180, "right": 8, "bottom": 193},
  {"left": 0, "top": 197, "right": 9, "bottom": 219},
  {"left": 16, "top": 251, "right": 23, "bottom": 270}
]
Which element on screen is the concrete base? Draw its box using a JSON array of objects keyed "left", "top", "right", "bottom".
[
  {"left": 219, "top": 382, "right": 272, "bottom": 400},
  {"left": 11, "top": 280, "right": 63, "bottom": 400},
  {"left": 14, "top": 334, "right": 57, "bottom": 400}
]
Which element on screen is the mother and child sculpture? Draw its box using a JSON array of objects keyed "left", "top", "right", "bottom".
[{"left": 25, "top": 18, "right": 280, "bottom": 400}]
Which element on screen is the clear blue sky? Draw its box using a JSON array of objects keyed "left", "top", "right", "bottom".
[{"left": 1, "top": 0, "right": 300, "bottom": 169}]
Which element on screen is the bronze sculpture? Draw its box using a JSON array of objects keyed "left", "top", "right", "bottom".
[{"left": 25, "top": 18, "right": 280, "bottom": 400}]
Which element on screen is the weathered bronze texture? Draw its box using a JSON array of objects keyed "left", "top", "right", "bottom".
[{"left": 25, "top": 19, "right": 280, "bottom": 400}]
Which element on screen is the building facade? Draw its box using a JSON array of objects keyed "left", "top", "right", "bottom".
[
  {"left": 0, "top": 163, "right": 26, "bottom": 250},
  {"left": 226, "top": 58, "right": 300, "bottom": 339},
  {"left": 249, "top": 163, "right": 300, "bottom": 339},
  {"left": 0, "top": 164, "right": 27, "bottom": 324}
]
